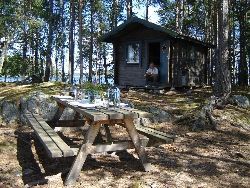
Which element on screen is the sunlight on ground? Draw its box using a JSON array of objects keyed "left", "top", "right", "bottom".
[
  {"left": 0, "top": 82, "right": 66, "bottom": 102},
  {"left": 0, "top": 83, "right": 249, "bottom": 187}
]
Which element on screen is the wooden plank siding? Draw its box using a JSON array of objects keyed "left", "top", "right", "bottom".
[
  {"left": 112, "top": 27, "right": 210, "bottom": 88},
  {"left": 114, "top": 28, "right": 170, "bottom": 87},
  {"left": 171, "top": 40, "right": 209, "bottom": 87}
]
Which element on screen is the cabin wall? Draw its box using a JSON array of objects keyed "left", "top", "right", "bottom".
[
  {"left": 171, "top": 40, "right": 208, "bottom": 87},
  {"left": 112, "top": 27, "right": 209, "bottom": 88},
  {"left": 114, "top": 28, "right": 170, "bottom": 87},
  {"left": 118, "top": 42, "right": 146, "bottom": 86}
]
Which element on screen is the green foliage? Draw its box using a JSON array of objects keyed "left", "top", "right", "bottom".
[
  {"left": 1, "top": 54, "right": 31, "bottom": 77},
  {"left": 82, "top": 82, "right": 108, "bottom": 94},
  {"left": 158, "top": 0, "right": 207, "bottom": 38}
]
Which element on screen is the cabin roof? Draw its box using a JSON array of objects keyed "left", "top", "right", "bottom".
[{"left": 102, "top": 17, "right": 214, "bottom": 48}]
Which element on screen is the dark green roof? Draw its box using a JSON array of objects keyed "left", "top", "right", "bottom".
[
  {"left": 102, "top": 17, "right": 177, "bottom": 42},
  {"left": 102, "top": 17, "right": 214, "bottom": 48}
]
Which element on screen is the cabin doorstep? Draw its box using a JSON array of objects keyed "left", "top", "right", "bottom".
[{"left": 102, "top": 17, "right": 213, "bottom": 88}]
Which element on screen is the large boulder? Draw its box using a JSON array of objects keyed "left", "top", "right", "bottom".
[
  {"left": 0, "top": 91, "right": 80, "bottom": 125},
  {"left": 148, "top": 106, "right": 172, "bottom": 123},
  {"left": 134, "top": 106, "right": 172, "bottom": 127},
  {"left": 0, "top": 101, "right": 20, "bottom": 123},
  {"left": 140, "top": 117, "right": 153, "bottom": 127},
  {"left": 19, "top": 91, "right": 76, "bottom": 124},
  {"left": 229, "top": 95, "right": 249, "bottom": 108},
  {"left": 20, "top": 91, "right": 58, "bottom": 121}
]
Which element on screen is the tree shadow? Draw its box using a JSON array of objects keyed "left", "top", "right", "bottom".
[
  {"left": 181, "top": 151, "right": 250, "bottom": 169},
  {"left": 187, "top": 161, "right": 220, "bottom": 176},
  {"left": 218, "top": 129, "right": 250, "bottom": 142},
  {"left": 16, "top": 127, "right": 147, "bottom": 186}
]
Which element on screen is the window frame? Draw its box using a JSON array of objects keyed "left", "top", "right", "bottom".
[{"left": 125, "top": 42, "right": 141, "bottom": 65}]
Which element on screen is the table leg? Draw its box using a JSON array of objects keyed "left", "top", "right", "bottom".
[
  {"left": 104, "top": 124, "right": 113, "bottom": 142},
  {"left": 64, "top": 122, "right": 102, "bottom": 186},
  {"left": 124, "top": 118, "right": 152, "bottom": 172},
  {"left": 74, "top": 111, "right": 81, "bottom": 120},
  {"left": 52, "top": 103, "right": 65, "bottom": 121}
]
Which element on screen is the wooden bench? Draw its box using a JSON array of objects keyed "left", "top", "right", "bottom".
[
  {"left": 25, "top": 112, "right": 74, "bottom": 158},
  {"left": 135, "top": 125, "right": 176, "bottom": 145},
  {"left": 24, "top": 112, "right": 150, "bottom": 159}
]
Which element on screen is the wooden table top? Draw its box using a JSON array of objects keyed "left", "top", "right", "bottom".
[{"left": 52, "top": 95, "right": 152, "bottom": 122}]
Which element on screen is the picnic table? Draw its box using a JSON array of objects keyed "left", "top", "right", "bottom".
[{"left": 26, "top": 95, "right": 153, "bottom": 186}]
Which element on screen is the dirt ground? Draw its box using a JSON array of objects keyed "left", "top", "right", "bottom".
[{"left": 0, "top": 87, "right": 249, "bottom": 188}]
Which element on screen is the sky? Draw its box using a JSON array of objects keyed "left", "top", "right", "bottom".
[{"left": 135, "top": 4, "right": 160, "bottom": 24}]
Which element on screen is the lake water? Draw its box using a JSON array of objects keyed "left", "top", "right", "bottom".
[
  {"left": 0, "top": 75, "right": 113, "bottom": 84},
  {"left": 0, "top": 76, "right": 20, "bottom": 82}
]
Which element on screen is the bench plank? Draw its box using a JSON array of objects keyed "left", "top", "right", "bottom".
[
  {"left": 33, "top": 114, "right": 74, "bottom": 157},
  {"left": 109, "top": 107, "right": 139, "bottom": 119},
  {"left": 120, "top": 107, "right": 152, "bottom": 118},
  {"left": 136, "top": 125, "right": 176, "bottom": 139},
  {"left": 135, "top": 125, "right": 175, "bottom": 143},
  {"left": 95, "top": 107, "right": 124, "bottom": 120},
  {"left": 25, "top": 113, "right": 63, "bottom": 158},
  {"left": 76, "top": 108, "right": 109, "bottom": 121},
  {"left": 47, "top": 120, "right": 85, "bottom": 127}
]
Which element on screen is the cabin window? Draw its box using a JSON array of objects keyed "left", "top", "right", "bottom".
[{"left": 126, "top": 43, "right": 140, "bottom": 64}]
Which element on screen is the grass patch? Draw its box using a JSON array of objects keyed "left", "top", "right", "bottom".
[
  {"left": 0, "top": 82, "right": 68, "bottom": 102},
  {"left": 222, "top": 105, "right": 250, "bottom": 125}
]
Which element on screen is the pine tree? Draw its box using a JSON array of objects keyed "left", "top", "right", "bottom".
[
  {"left": 44, "top": 0, "right": 54, "bottom": 82},
  {"left": 69, "top": 0, "right": 75, "bottom": 84},
  {"left": 213, "top": 0, "right": 231, "bottom": 98},
  {"left": 79, "top": 0, "right": 85, "bottom": 84}
]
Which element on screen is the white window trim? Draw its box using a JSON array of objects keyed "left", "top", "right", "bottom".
[{"left": 126, "top": 42, "right": 140, "bottom": 64}]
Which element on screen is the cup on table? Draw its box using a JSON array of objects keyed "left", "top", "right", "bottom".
[{"left": 102, "top": 99, "right": 109, "bottom": 108}]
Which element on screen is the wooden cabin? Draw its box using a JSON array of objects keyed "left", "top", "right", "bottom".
[{"left": 102, "top": 17, "right": 213, "bottom": 88}]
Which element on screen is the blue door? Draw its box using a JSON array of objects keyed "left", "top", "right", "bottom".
[{"left": 160, "top": 41, "right": 170, "bottom": 85}]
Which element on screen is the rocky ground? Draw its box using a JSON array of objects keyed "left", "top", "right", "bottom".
[{"left": 0, "top": 83, "right": 249, "bottom": 188}]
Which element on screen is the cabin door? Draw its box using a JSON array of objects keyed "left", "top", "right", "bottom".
[
  {"left": 148, "top": 42, "right": 161, "bottom": 68},
  {"left": 159, "top": 41, "right": 170, "bottom": 85}
]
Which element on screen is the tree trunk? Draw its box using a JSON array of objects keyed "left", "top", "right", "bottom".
[
  {"left": 89, "top": 0, "right": 94, "bottom": 82},
  {"left": 228, "top": 0, "right": 233, "bottom": 85},
  {"left": 210, "top": 0, "right": 218, "bottom": 86},
  {"left": 232, "top": 12, "right": 236, "bottom": 85},
  {"left": 238, "top": 0, "right": 248, "bottom": 86},
  {"left": 69, "top": 0, "right": 75, "bottom": 84},
  {"left": 60, "top": 0, "right": 66, "bottom": 82},
  {"left": 55, "top": 48, "right": 59, "bottom": 81},
  {"left": 194, "top": 0, "right": 231, "bottom": 130},
  {"left": 79, "top": 0, "right": 84, "bottom": 84},
  {"left": 40, "top": 56, "right": 44, "bottom": 78},
  {"left": 34, "top": 30, "right": 39, "bottom": 75},
  {"left": 44, "top": 0, "right": 54, "bottom": 82},
  {"left": 146, "top": 0, "right": 149, "bottom": 21},
  {"left": 126, "top": 0, "right": 132, "bottom": 19},
  {"left": 0, "top": 39, "right": 9, "bottom": 74},
  {"left": 103, "top": 45, "right": 108, "bottom": 84},
  {"left": 213, "top": 0, "right": 231, "bottom": 98},
  {"left": 247, "top": 9, "right": 250, "bottom": 85},
  {"left": 175, "top": 0, "right": 183, "bottom": 33},
  {"left": 111, "top": 0, "right": 118, "bottom": 29},
  {"left": 22, "top": 33, "right": 28, "bottom": 79}
]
